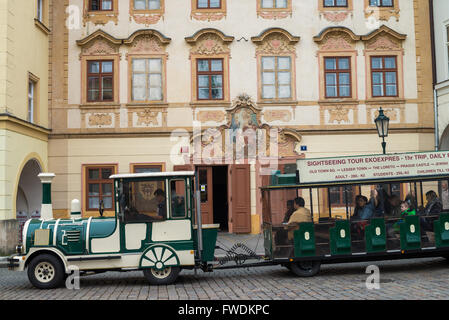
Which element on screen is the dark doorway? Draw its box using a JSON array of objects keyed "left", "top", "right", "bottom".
[{"left": 212, "top": 166, "right": 228, "bottom": 232}]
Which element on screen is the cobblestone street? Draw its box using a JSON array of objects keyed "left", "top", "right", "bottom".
[{"left": 1, "top": 257, "right": 449, "bottom": 300}]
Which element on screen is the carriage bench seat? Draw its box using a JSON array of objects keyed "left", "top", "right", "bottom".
[{"left": 400, "top": 216, "right": 421, "bottom": 251}]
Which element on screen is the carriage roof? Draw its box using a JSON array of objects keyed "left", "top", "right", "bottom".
[{"left": 110, "top": 171, "right": 195, "bottom": 179}]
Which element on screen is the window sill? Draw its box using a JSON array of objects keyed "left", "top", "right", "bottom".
[
  {"left": 80, "top": 103, "right": 121, "bottom": 110},
  {"left": 257, "top": 100, "right": 298, "bottom": 106},
  {"left": 190, "top": 101, "right": 231, "bottom": 108},
  {"left": 126, "top": 102, "right": 168, "bottom": 109},
  {"left": 34, "top": 19, "right": 51, "bottom": 35},
  {"left": 365, "top": 98, "right": 405, "bottom": 105},
  {"left": 318, "top": 99, "right": 359, "bottom": 105}
]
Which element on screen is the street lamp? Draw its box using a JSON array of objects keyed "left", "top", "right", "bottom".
[{"left": 374, "top": 107, "right": 390, "bottom": 155}]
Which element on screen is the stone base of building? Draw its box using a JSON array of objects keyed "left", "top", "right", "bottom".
[{"left": 0, "top": 220, "right": 19, "bottom": 256}]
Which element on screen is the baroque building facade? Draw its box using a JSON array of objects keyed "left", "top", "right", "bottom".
[{"left": 43, "top": 0, "right": 435, "bottom": 235}]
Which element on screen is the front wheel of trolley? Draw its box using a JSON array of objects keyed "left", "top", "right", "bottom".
[
  {"left": 27, "top": 254, "right": 66, "bottom": 289},
  {"left": 143, "top": 266, "right": 181, "bottom": 285},
  {"left": 288, "top": 260, "right": 321, "bottom": 277}
]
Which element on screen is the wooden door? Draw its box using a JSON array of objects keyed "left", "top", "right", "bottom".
[
  {"left": 229, "top": 165, "right": 251, "bottom": 233},
  {"left": 197, "top": 167, "right": 214, "bottom": 225}
]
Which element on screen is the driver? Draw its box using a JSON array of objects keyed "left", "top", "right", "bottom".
[{"left": 154, "top": 189, "right": 166, "bottom": 220}]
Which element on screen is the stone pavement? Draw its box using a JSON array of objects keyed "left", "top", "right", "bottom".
[{"left": 1, "top": 257, "right": 449, "bottom": 300}]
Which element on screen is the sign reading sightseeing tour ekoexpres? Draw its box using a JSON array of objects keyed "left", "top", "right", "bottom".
[{"left": 296, "top": 151, "right": 449, "bottom": 184}]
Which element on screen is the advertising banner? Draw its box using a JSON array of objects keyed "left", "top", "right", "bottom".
[{"left": 297, "top": 151, "right": 449, "bottom": 184}]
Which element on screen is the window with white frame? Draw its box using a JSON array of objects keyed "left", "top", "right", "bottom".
[
  {"left": 28, "top": 79, "right": 36, "bottom": 123},
  {"left": 261, "top": 56, "right": 291, "bottom": 99},
  {"left": 134, "top": 0, "right": 160, "bottom": 10},
  {"left": 37, "top": 0, "right": 43, "bottom": 21},
  {"left": 132, "top": 58, "right": 163, "bottom": 102},
  {"left": 261, "top": 0, "right": 287, "bottom": 8}
]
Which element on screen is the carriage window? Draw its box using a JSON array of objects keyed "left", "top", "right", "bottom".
[
  {"left": 119, "top": 180, "right": 167, "bottom": 223},
  {"left": 170, "top": 179, "right": 187, "bottom": 218}
]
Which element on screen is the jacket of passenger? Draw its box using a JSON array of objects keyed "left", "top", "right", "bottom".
[{"left": 287, "top": 207, "right": 312, "bottom": 225}]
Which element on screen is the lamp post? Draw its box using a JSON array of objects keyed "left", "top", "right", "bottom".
[{"left": 374, "top": 107, "right": 390, "bottom": 155}]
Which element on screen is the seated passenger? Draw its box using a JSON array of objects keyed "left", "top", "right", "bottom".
[
  {"left": 352, "top": 195, "right": 374, "bottom": 221},
  {"left": 422, "top": 191, "right": 443, "bottom": 216},
  {"left": 419, "top": 190, "right": 443, "bottom": 234},
  {"left": 154, "top": 189, "right": 167, "bottom": 220},
  {"left": 385, "top": 195, "right": 402, "bottom": 218},
  {"left": 392, "top": 201, "right": 416, "bottom": 233},
  {"left": 286, "top": 197, "right": 311, "bottom": 241},
  {"left": 287, "top": 197, "right": 312, "bottom": 225},
  {"left": 282, "top": 200, "right": 295, "bottom": 223}
]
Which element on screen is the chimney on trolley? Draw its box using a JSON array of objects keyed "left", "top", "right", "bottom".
[
  {"left": 38, "top": 173, "right": 56, "bottom": 220},
  {"left": 71, "top": 199, "right": 81, "bottom": 220}
]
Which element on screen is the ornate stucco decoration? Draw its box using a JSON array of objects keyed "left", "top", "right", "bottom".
[
  {"left": 123, "top": 29, "right": 171, "bottom": 57},
  {"left": 313, "top": 27, "right": 360, "bottom": 51},
  {"left": 185, "top": 28, "right": 234, "bottom": 57},
  {"left": 130, "top": 0, "right": 165, "bottom": 25},
  {"left": 190, "top": 0, "right": 227, "bottom": 22},
  {"left": 318, "top": 0, "right": 353, "bottom": 23},
  {"left": 251, "top": 28, "right": 300, "bottom": 56},
  {"left": 328, "top": 106, "right": 351, "bottom": 124},
  {"left": 263, "top": 109, "right": 292, "bottom": 122},
  {"left": 197, "top": 110, "right": 226, "bottom": 123},
  {"left": 364, "top": 0, "right": 400, "bottom": 21},
  {"left": 189, "top": 94, "right": 303, "bottom": 161},
  {"left": 256, "top": 0, "right": 292, "bottom": 20},
  {"left": 361, "top": 25, "right": 406, "bottom": 51},
  {"left": 77, "top": 29, "right": 121, "bottom": 58},
  {"left": 82, "top": 0, "right": 119, "bottom": 26},
  {"left": 136, "top": 109, "right": 160, "bottom": 126},
  {"left": 88, "top": 113, "right": 113, "bottom": 127}
]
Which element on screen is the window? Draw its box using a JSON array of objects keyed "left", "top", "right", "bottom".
[
  {"left": 324, "top": 57, "right": 351, "bottom": 98},
  {"left": 87, "top": 60, "right": 114, "bottom": 102},
  {"left": 120, "top": 179, "right": 167, "bottom": 223},
  {"left": 329, "top": 186, "right": 355, "bottom": 207},
  {"left": 261, "top": 56, "right": 291, "bottom": 99},
  {"left": 323, "top": 0, "right": 347, "bottom": 7},
  {"left": 371, "top": 56, "right": 398, "bottom": 97},
  {"left": 134, "top": 0, "right": 160, "bottom": 10},
  {"left": 369, "top": 0, "right": 393, "bottom": 7},
  {"left": 86, "top": 166, "right": 115, "bottom": 211},
  {"left": 132, "top": 58, "right": 163, "bottom": 102},
  {"left": 89, "top": 0, "right": 113, "bottom": 11},
  {"left": 197, "top": 0, "right": 221, "bottom": 8},
  {"left": 197, "top": 59, "right": 224, "bottom": 100},
  {"left": 37, "top": 0, "right": 43, "bottom": 21},
  {"left": 132, "top": 164, "right": 164, "bottom": 173},
  {"left": 261, "top": 0, "right": 287, "bottom": 8},
  {"left": 170, "top": 180, "right": 187, "bottom": 218},
  {"left": 28, "top": 79, "right": 36, "bottom": 123}
]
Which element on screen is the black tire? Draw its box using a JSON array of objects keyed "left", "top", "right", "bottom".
[
  {"left": 143, "top": 266, "right": 180, "bottom": 285},
  {"left": 27, "top": 254, "right": 65, "bottom": 289},
  {"left": 289, "top": 260, "right": 321, "bottom": 277}
]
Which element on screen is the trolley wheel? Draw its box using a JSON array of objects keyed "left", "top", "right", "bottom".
[
  {"left": 143, "top": 266, "right": 180, "bottom": 285},
  {"left": 289, "top": 260, "right": 321, "bottom": 277},
  {"left": 27, "top": 254, "right": 65, "bottom": 289}
]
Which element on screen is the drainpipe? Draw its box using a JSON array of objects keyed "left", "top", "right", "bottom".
[
  {"left": 38, "top": 173, "right": 55, "bottom": 220},
  {"left": 429, "top": 0, "right": 439, "bottom": 150}
]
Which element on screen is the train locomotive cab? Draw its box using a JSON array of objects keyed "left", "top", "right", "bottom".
[{"left": 8, "top": 171, "right": 220, "bottom": 289}]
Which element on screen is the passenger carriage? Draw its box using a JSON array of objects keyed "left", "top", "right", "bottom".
[{"left": 7, "top": 151, "right": 449, "bottom": 288}]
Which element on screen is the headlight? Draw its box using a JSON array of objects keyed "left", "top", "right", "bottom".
[{"left": 15, "top": 245, "right": 23, "bottom": 254}]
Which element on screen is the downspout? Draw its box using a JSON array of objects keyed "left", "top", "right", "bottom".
[{"left": 429, "top": 0, "right": 439, "bottom": 150}]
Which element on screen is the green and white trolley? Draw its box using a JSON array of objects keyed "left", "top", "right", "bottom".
[{"left": 7, "top": 151, "right": 449, "bottom": 288}]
